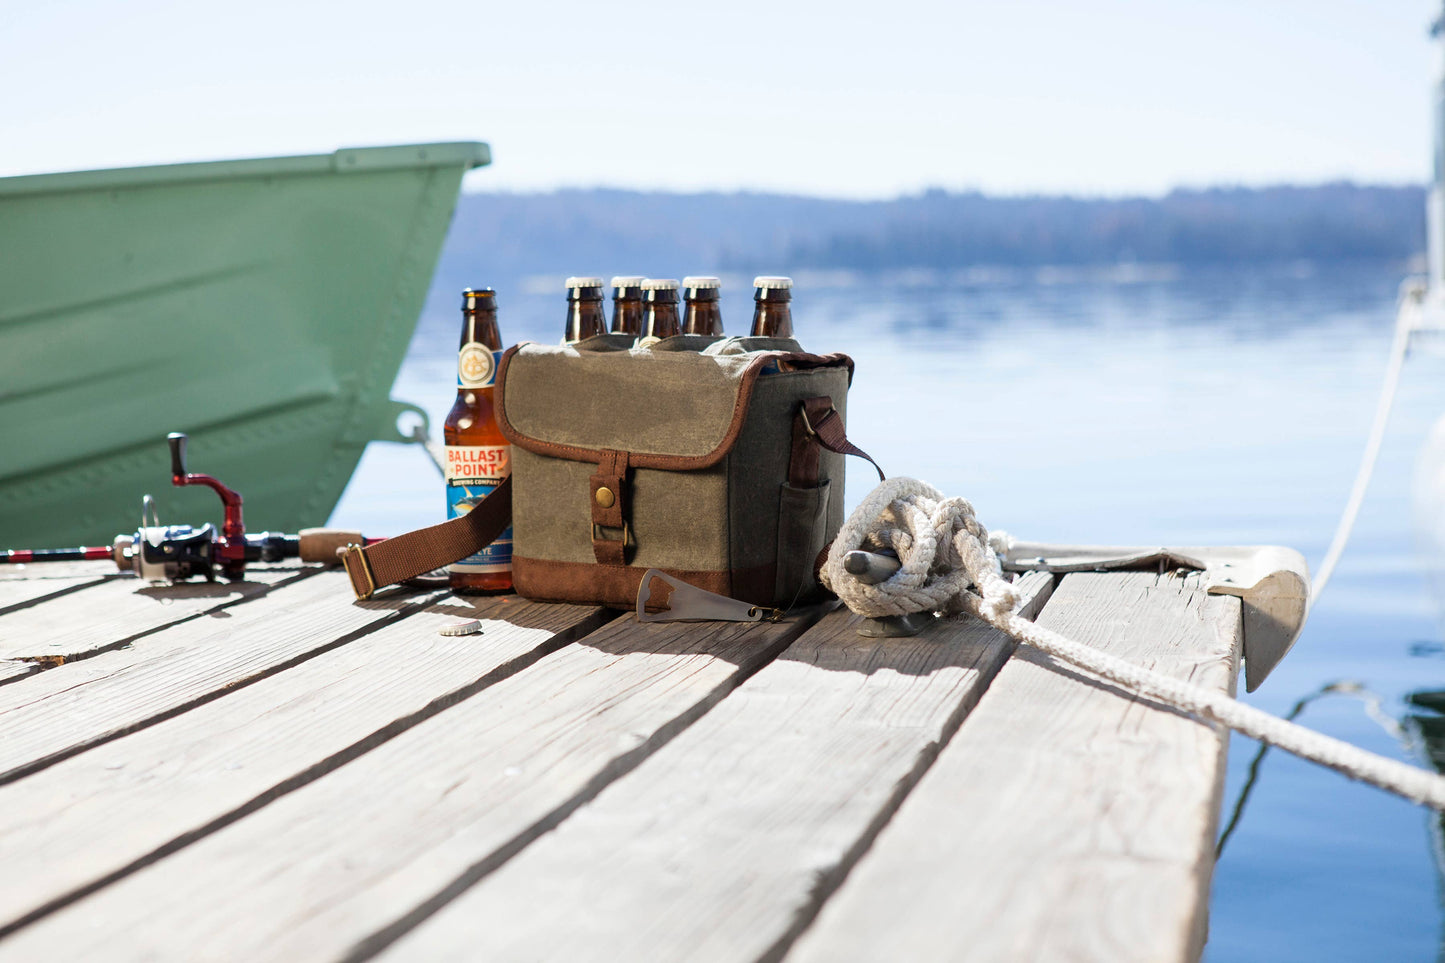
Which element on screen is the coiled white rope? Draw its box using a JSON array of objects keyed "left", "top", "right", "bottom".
[{"left": 821, "top": 477, "right": 1445, "bottom": 811}]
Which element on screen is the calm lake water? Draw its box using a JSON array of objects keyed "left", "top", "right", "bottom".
[{"left": 333, "top": 259, "right": 1445, "bottom": 961}]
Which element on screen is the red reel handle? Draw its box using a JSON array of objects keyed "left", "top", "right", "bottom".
[{"left": 167, "top": 433, "right": 247, "bottom": 572}]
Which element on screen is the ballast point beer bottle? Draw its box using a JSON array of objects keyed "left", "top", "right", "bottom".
[
  {"left": 563, "top": 276, "right": 608, "bottom": 342},
  {"left": 611, "top": 276, "right": 646, "bottom": 337},
  {"left": 750, "top": 276, "right": 794, "bottom": 338},
  {"left": 444, "top": 287, "right": 513, "bottom": 594},
  {"left": 682, "top": 276, "right": 724, "bottom": 336},
  {"left": 639, "top": 278, "right": 681, "bottom": 346}
]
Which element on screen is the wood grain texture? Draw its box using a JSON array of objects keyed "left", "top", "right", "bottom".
[
  {"left": 787, "top": 570, "right": 1242, "bottom": 963},
  {"left": 0, "top": 562, "right": 118, "bottom": 616},
  {"left": 0, "top": 571, "right": 437, "bottom": 783},
  {"left": 372, "top": 574, "right": 1057, "bottom": 963},
  {"left": 0, "top": 607, "right": 826, "bottom": 961},
  {"left": 0, "top": 662, "right": 35, "bottom": 686},
  {"left": 0, "top": 594, "right": 607, "bottom": 933},
  {"left": 0, "top": 563, "right": 309, "bottom": 662}
]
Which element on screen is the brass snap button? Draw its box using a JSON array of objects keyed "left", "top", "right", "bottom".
[{"left": 595, "top": 486, "right": 616, "bottom": 508}]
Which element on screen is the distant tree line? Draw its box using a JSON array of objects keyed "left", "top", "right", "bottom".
[
  {"left": 428, "top": 183, "right": 1425, "bottom": 310},
  {"left": 781, "top": 184, "right": 1425, "bottom": 268}
]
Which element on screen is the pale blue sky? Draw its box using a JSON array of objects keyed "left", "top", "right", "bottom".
[{"left": 1, "top": 0, "right": 1437, "bottom": 198}]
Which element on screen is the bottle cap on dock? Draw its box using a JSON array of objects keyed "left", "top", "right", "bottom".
[
  {"left": 752, "top": 276, "right": 792, "bottom": 291},
  {"left": 611, "top": 276, "right": 646, "bottom": 290},
  {"left": 565, "top": 277, "right": 604, "bottom": 292},
  {"left": 682, "top": 276, "right": 720, "bottom": 289},
  {"left": 641, "top": 278, "right": 678, "bottom": 290}
]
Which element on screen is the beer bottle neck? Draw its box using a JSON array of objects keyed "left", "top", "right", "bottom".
[
  {"left": 683, "top": 300, "right": 724, "bottom": 336},
  {"left": 459, "top": 309, "right": 501, "bottom": 350},
  {"left": 457, "top": 308, "right": 502, "bottom": 392},
  {"left": 750, "top": 301, "right": 793, "bottom": 338},
  {"left": 612, "top": 297, "right": 645, "bottom": 336},
  {"left": 565, "top": 299, "right": 608, "bottom": 342},
  {"left": 644, "top": 299, "right": 680, "bottom": 339}
]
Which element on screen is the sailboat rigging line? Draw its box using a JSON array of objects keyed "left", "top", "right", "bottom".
[{"left": 1311, "top": 285, "right": 1418, "bottom": 601}]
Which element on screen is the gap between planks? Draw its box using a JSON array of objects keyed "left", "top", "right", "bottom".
[
  {"left": 360, "top": 572, "right": 1057, "bottom": 963},
  {"left": 0, "top": 571, "right": 440, "bottom": 786},
  {"left": 0, "top": 593, "right": 613, "bottom": 938},
  {"left": 0, "top": 604, "right": 831, "bottom": 961},
  {"left": 0, "top": 562, "right": 319, "bottom": 665},
  {"left": 0, "top": 561, "right": 121, "bottom": 618},
  {"left": 0, "top": 661, "right": 36, "bottom": 688},
  {"left": 785, "top": 569, "right": 1242, "bottom": 963}
]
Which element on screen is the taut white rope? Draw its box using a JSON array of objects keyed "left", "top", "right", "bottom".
[
  {"left": 822, "top": 477, "right": 1445, "bottom": 811},
  {"left": 1311, "top": 287, "right": 1416, "bottom": 600}
]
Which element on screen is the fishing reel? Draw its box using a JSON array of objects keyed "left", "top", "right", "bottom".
[{"left": 111, "top": 433, "right": 295, "bottom": 582}]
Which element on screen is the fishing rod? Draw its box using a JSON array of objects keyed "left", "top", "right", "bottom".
[{"left": 1, "top": 433, "right": 379, "bottom": 583}]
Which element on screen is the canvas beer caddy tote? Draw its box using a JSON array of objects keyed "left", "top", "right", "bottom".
[{"left": 341, "top": 335, "right": 881, "bottom": 609}]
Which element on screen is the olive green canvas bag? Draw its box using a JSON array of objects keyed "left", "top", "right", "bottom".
[{"left": 342, "top": 334, "right": 881, "bottom": 611}]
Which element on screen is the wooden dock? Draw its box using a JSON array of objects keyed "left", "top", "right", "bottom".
[{"left": 0, "top": 557, "right": 1241, "bottom": 961}]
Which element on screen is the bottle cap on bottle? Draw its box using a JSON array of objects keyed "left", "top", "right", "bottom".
[
  {"left": 565, "top": 276, "right": 605, "bottom": 291},
  {"left": 462, "top": 287, "right": 496, "bottom": 309},
  {"left": 611, "top": 276, "right": 646, "bottom": 289},
  {"left": 682, "top": 276, "right": 721, "bottom": 290},
  {"left": 752, "top": 276, "right": 793, "bottom": 291},
  {"left": 641, "top": 278, "right": 679, "bottom": 290}
]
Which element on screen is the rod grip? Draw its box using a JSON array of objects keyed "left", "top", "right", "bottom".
[{"left": 298, "top": 528, "right": 365, "bottom": 564}]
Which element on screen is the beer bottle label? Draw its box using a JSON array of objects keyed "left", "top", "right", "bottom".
[
  {"left": 444, "top": 444, "right": 512, "bottom": 573},
  {"left": 457, "top": 347, "right": 502, "bottom": 389}
]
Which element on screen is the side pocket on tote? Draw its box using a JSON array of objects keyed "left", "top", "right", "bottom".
[{"left": 775, "top": 479, "right": 831, "bottom": 603}]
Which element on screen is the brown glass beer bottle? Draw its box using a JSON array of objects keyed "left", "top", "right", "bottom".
[
  {"left": 750, "top": 276, "right": 794, "bottom": 338},
  {"left": 682, "top": 276, "right": 724, "bottom": 336},
  {"left": 639, "top": 279, "right": 681, "bottom": 345},
  {"left": 563, "top": 276, "right": 608, "bottom": 342},
  {"left": 443, "top": 287, "right": 513, "bottom": 594},
  {"left": 611, "top": 276, "right": 646, "bottom": 336}
]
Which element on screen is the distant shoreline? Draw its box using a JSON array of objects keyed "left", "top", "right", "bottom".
[{"left": 425, "top": 183, "right": 1426, "bottom": 316}]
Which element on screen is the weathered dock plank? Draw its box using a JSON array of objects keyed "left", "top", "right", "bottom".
[
  {"left": 0, "top": 608, "right": 826, "bottom": 960},
  {"left": 0, "top": 661, "right": 35, "bottom": 686},
  {"left": 0, "top": 570, "right": 437, "bottom": 783},
  {"left": 0, "top": 561, "right": 116, "bottom": 616},
  {"left": 369, "top": 574, "right": 1057, "bottom": 962},
  {"left": 0, "top": 563, "right": 308, "bottom": 662},
  {"left": 0, "top": 594, "right": 607, "bottom": 934},
  {"left": 787, "top": 570, "right": 1241, "bottom": 963}
]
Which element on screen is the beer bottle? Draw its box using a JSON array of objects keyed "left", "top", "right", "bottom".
[
  {"left": 682, "top": 276, "right": 724, "bottom": 336},
  {"left": 563, "top": 276, "right": 608, "bottom": 342},
  {"left": 443, "top": 287, "right": 513, "bottom": 594},
  {"left": 750, "top": 276, "right": 794, "bottom": 338},
  {"left": 639, "top": 278, "right": 681, "bottom": 345},
  {"left": 611, "top": 276, "right": 646, "bottom": 336}
]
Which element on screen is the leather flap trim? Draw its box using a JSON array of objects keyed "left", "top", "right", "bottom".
[{"left": 495, "top": 344, "right": 854, "bottom": 470}]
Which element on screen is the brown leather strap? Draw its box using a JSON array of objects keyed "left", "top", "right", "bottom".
[
  {"left": 590, "top": 449, "right": 631, "bottom": 565},
  {"left": 342, "top": 474, "right": 513, "bottom": 599},
  {"left": 789, "top": 400, "right": 823, "bottom": 487},
  {"left": 789, "top": 397, "right": 885, "bottom": 485}
]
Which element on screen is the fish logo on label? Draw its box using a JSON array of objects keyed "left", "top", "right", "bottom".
[{"left": 458, "top": 345, "right": 496, "bottom": 388}]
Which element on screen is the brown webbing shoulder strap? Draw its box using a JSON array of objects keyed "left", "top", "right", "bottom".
[
  {"left": 794, "top": 396, "right": 885, "bottom": 484},
  {"left": 342, "top": 475, "right": 512, "bottom": 599}
]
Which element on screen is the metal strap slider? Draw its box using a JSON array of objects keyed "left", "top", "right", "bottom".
[
  {"left": 798, "top": 403, "right": 837, "bottom": 438},
  {"left": 344, "top": 543, "right": 377, "bottom": 601}
]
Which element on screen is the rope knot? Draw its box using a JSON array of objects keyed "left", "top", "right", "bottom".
[{"left": 822, "top": 477, "right": 1016, "bottom": 620}]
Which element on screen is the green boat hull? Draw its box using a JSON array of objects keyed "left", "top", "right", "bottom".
[{"left": 0, "top": 142, "right": 487, "bottom": 550}]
